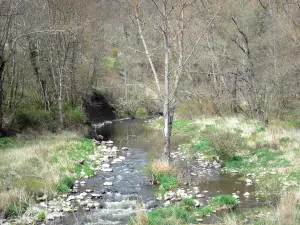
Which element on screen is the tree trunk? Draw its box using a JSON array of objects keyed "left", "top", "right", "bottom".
[
  {"left": 0, "top": 60, "right": 5, "bottom": 136},
  {"left": 162, "top": 2, "right": 171, "bottom": 164},
  {"left": 232, "top": 73, "right": 238, "bottom": 113}
]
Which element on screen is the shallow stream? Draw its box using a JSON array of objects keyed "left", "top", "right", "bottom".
[{"left": 53, "top": 118, "right": 263, "bottom": 225}]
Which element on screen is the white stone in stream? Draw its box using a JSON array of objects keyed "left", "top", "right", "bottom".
[
  {"left": 86, "top": 189, "right": 93, "bottom": 193},
  {"left": 75, "top": 195, "right": 84, "bottom": 200},
  {"left": 104, "top": 182, "right": 113, "bottom": 186},
  {"left": 102, "top": 163, "right": 110, "bottom": 168},
  {"left": 196, "top": 194, "right": 205, "bottom": 198},
  {"left": 102, "top": 168, "right": 113, "bottom": 172},
  {"left": 67, "top": 196, "right": 75, "bottom": 201},
  {"left": 80, "top": 181, "right": 86, "bottom": 185},
  {"left": 91, "top": 193, "right": 101, "bottom": 198},
  {"left": 84, "top": 207, "right": 90, "bottom": 211},
  {"left": 232, "top": 194, "right": 239, "bottom": 199},
  {"left": 203, "top": 190, "right": 209, "bottom": 193},
  {"left": 80, "top": 192, "right": 87, "bottom": 197},
  {"left": 119, "top": 156, "right": 126, "bottom": 160},
  {"left": 84, "top": 175, "right": 89, "bottom": 179},
  {"left": 191, "top": 172, "right": 197, "bottom": 176},
  {"left": 243, "top": 192, "right": 250, "bottom": 197},
  {"left": 163, "top": 200, "right": 170, "bottom": 207},
  {"left": 94, "top": 202, "right": 100, "bottom": 208},
  {"left": 246, "top": 178, "right": 253, "bottom": 185},
  {"left": 196, "top": 218, "right": 203, "bottom": 222},
  {"left": 79, "top": 201, "right": 88, "bottom": 206},
  {"left": 87, "top": 202, "right": 96, "bottom": 208},
  {"left": 40, "top": 202, "right": 47, "bottom": 208},
  {"left": 46, "top": 214, "right": 55, "bottom": 220},
  {"left": 63, "top": 207, "right": 72, "bottom": 212},
  {"left": 122, "top": 147, "right": 128, "bottom": 151},
  {"left": 194, "top": 199, "right": 200, "bottom": 207}
]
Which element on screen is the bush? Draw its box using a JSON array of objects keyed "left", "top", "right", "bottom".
[
  {"left": 64, "top": 106, "right": 87, "bottom": 127},
  {"left": 14, "top": 107, "right": 55, "bottom": 131},
  {"left": 203, "top": 131, "right": 245, "bottom": 160}
]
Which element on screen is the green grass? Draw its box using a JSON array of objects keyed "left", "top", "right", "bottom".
[
  {"left": 279, "top": 137, "right": 290, "bottom": 144},
  {"left": 225, "top": 147, "right": 291, "bottom": 173},
  {"left": 6, "top": 202, "right": 29, "bottom": 217},
  {"left": 181, "top": 198, "right": 196, "bottom": 207},
  {"left": 256, "top": 126, "right": 266, "bottom": 132},
  {"left": 197, "top": 206, "right": 213, "bottom": 217},
  {"left": 38, "top": 210, "right": 46, "bottom": 221},
  {"left": 193, "top": 139, "right": 210, "bottom": 152},
  {"left": 146, "top": 206, "right": 196, "bottom": 225},
  {"left": 209, "top": 195, "right": 239, "bottom": 208},
  {"left": 156, "top": 173, "right": 178, "bottom": 190},
  {"left": 156, "top": 173, "right": 179, "bottom": 198}
]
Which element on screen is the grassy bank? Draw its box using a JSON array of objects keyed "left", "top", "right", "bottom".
[
  {"left": 145, "top": 116, "right": 300, "bottom": 224},
  {"left": 0, "top": 132, "right": 96, "bottom": 219}
]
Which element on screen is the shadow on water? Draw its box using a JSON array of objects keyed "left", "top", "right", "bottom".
[{"left": 54, "top": 119, "right": 264, "bottom": 225}]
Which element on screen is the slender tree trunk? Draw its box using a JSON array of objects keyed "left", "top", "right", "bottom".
[
  {"left": 232, "top": 73, "right": 238, "bottom": 113},
  {"left": 0, "top": 60, "right": 5, "bottom": 136},
  {"left": 162, "top": 3, "right": 171, "bottom": 164}
]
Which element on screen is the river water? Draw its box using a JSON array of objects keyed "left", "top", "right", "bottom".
[{"left": 53, "top": 118, "right": 263, "bottom": 225}]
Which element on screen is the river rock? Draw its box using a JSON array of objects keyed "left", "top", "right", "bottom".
[
  {"left": 87, "top": 202, "right": 96, "bottom": 209},
  {"left": 194, "top": 199, "right": 201, "bottom": 207},
  {"left": 163, "top": 200, "right": 170, "bottom": 207},
  {"left": 196, "top": 194, "right": 205, "bottom": 198},
  {"left": 119, "top": 156, "right": 126, "bottom": 160},
  {"left": 80, "top": 192, "right": 87, "bottom": 197},
  {"left": 67, "top": 195, "right": 75, "bottom": 201},
  {"left": 104, "top": 182, "right": 113, "bottom": 186},
  {"left": 102, "top": 163, "right": 110, "bottom": 168},
  {"left": 91, "top": 193, "right": 102, "bottom": 199},
  {"left": 86, "top": 189, "right": 93, "bottom": 193},
  {"left": 122, "top": 147, "right": 129, "bottom": 151},
  {"left": 232, "top": 193, "right": 239, "bottom": 199},
  {"left": 246, "top": 178, "right": 253, "bottom": 185},
  {"left": 80, "top": 181, "right": 86, "bottom": 185},
  {"left": 243, "top": 192, "right": 250, "bottom": 197},
  {"left": 102, "top": 168, "right": 113, "bottom": 172}
]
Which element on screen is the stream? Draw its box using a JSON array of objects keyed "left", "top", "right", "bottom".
[{"left": 51, "top": 118, "right": 263, "bottom": 225}]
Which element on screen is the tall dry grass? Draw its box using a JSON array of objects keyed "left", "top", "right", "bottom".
[{"left": 0, "top": 131, "right": 79, "bottom": 213}]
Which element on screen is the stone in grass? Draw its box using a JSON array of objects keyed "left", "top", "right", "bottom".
[
  {"left": 103, "top": 182, "right": 113, "bottom": 186},
  {"left": 102, "top": 163, "right": 110, "bottom": 168}
]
